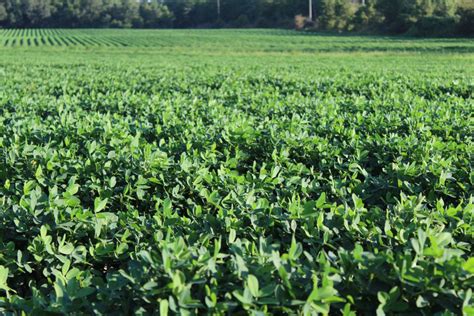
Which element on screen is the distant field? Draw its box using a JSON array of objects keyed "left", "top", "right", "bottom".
[
  {"left": 1, "top": 28, "right": 474, "bottom": 54},
  {"left": 0, "top": 30, "right": 473, "bottom": 315}
]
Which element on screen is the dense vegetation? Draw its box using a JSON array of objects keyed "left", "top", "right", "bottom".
[
  {"left": 0, "top": 30, "right": 473, "bottom": 315},
  {"left": 2, "top": 28, "right": 474, "bottom": 50},
  {"left": 0, "top": 0, "right": 473, "bottom": 35}
]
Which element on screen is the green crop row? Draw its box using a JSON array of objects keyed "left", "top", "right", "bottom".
[
  {"left": 1, "top": 29, "right": 474, "bottom": 53},
  {"left": 0, "top": 30, "right": 473, "bottom": 315}
]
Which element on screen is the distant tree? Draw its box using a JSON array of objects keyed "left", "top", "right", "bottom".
[
  {"left": 376, "top": 0, "right": 402, "bottom": 27},
  {"left": 162, "top": 0, "right": 193, "bottom": 27},
  {"left": 139, "top": 0, "right": 174, "bottom": 28},
  {"left": 76, "top": 0, "right": 105, "bottom": 27},
  {"left": 318, "top": 0, "right": 353, "bottom": 30},
  {"left": 376, "top": 0, "right": 419, "bottom": 32},
  {"left": 433, "top": 0, "right": 458, "bottom": 16},
  {"left": 0, "top": 4, "right": 7, "bottom": 23},
  {"left": 21, "top": 0, "right": 54, "bottom": 26},
  {"left": 353, "top": 0, "right": 381, "bottom": 29},
  {"left": 0, "top": 0, "right": 470, "bottom": 34},
  {"left": 100, "top": 0, "right": 137, "bottom": 28},
  {"left": 457, "top": 6, "right": 473, "bottom": 35}
]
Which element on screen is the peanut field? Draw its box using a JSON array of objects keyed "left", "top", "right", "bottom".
[{"left": 0, "top": 29, "right": 473, "bottom": 315}]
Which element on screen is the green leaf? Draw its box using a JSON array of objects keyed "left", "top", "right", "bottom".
[
  {"left": 54, "top": 281, "right": 65, "bottom": 301},
  {"left": 40, "top": 225, "right": 48, "bottom": 238},
  {"left": 59, "top": 243, "right": 75, "bottom": 255},
  {"left": 289, "top": 236, "right": 302, "bottom": 260},
  {"left": 247, "top": 274, "right": 259, "bottom": 298},
  {"left": 229, "top": 228, "right": 236, "bottom": 244},
  {"left": 316, "top": 192, "right": 326, "bottom": 208},
  {"left": 35, "top": 165, "right": 43, "bottom": 180},
  {"left": 160, "top": 299, "right": 169, "bottom": 316},
  {"left": 463, "top": 257, "right": 474, "bottom": 274},
  {"left": 94, "top": 197, "right": 108, "bottom": 213},
  {"left": 0, "top": 266, "right": 9, "bottom": 288},
  {"left": 23, "top": 180, "right": 36, "bottom": 195},
  {"left": 109, "top": 176, "right": 117, "bottom": 188},
  {"left": 233, "top": 289, "right": 253, "bottom": 305},
  {"left": 75, "top": 287, "right": 95, "bottom": 299},
  {"left": 67, "top": 183, "right": 80, "bottom": 195}
]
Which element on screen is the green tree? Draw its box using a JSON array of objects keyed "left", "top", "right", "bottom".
[
  {"left": 433, "top": 0, "right": 458, "bottom": 16},
  {"left": 318, "top": 0, "right": 354, "bottom": 31},
  {"left": 139, "top": 0, "right": 174, "bottom": 28},
  {"left": 353, "top": 0, "right": 381, "bottom": 29},
  {"left": 0, "top": 4, "right": 7, "bottom": 23},
  {"left": 22, "top": 0, "right": 53, "bottom": 26}
]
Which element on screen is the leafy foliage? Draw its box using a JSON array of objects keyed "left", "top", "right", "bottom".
[
  {"left": 0, "top": 0, "right": 472, "bottom": 35},
  {"left": 0, "top": 30, "right": 472, "bottom": 315}
]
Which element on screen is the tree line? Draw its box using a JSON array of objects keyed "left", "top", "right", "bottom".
[
  {"left": 0, "top": 0, "right": 173, "bottom": 28},
  {"left": 312, "top": 0, "right": 473, "bottom": 36},
  {"left": 0, "top": 0, "right": 472, "bottom": 35}
]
